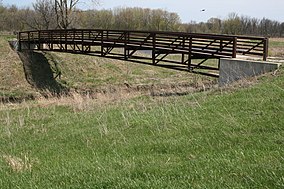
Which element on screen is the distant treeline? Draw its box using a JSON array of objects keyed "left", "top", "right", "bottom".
[
  {"left": 0, "top": 3, "right": 283, "bottom": 37},
  {"left": 182, "top": 13, "right": 284, "bottom": 37}
]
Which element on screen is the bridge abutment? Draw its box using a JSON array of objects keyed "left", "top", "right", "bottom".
[{"left": 219, "top": 58, "right": 281, "bottom": 86}]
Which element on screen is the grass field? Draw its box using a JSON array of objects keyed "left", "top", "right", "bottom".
[
  {"left": 0, "top": 68, "right": 283, "bottom": 188},
  {"left": 0, "top": 35, "right": 283, "bottom": 188}
]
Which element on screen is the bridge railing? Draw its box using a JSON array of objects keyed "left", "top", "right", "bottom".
[{"left": 18, "top": 29, "right": 268, "bottom": 61}]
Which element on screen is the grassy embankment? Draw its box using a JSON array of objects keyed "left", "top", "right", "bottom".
[
  {"left": 0, "top": 35, "right": 283, "bottom": 188},
  {"left": 0, "top": 34, "right": 213, "bottom": 101},
  {"left": 0, "top": 35, "right": 36, "bottom": 100}
]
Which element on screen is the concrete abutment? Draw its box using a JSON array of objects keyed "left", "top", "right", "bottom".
[{"left": 219, "top": 58, "right": 281, "bottom": 86}]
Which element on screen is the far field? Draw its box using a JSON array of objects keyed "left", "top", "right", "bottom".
[{"left": 0, "top": 34, "right": 283, "bottom": 188}]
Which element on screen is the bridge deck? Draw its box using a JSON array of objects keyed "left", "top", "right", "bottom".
[{"left": 18, "top": 29, "right": 268, "bottom": 77}]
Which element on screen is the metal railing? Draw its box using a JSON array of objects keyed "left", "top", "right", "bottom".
[{"left": 18, "top": 29, "right": 269, "bottom": 77}]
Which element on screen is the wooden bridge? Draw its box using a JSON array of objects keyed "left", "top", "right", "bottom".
[{"left": 17, "top": 29, "right": 269, "bottom": 77}]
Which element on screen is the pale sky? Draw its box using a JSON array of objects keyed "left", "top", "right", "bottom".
[{"left": 3, "top": 0, "right": 284, "bottom": 23}]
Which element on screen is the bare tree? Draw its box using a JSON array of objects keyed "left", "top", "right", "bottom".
[
  {"left": 54, "top": 0, "right": 98, "bottom": 29},
  {"left": 54, "top": 0, "right": 78, "bottom": 29},
  {"left": 33, "top": 0, "right": 56, "bottom": 30},
  {"left": 20, "top": 8, "right": 39, "bottom": 30},
  {"left": 19, "top": 0, "right": 55, "bottom": 31},
  {"left": 223, "top": 13, "right": 241, "bottom": 34},
  {"left": 207, "top": 18, "right": 221, "bottom": 33}
]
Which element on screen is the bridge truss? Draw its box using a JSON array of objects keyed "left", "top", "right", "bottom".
[{"left": 18, "top": 29, "right": 268, "bottom": 77}]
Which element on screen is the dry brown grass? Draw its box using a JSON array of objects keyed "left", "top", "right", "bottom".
[
  {"left": 0, "top": 36, "right": 37, "bottom": 98},
  {"left": 269, "top": 48, "right": 284, "bottom": 58},
  {"left": 0, "top": 76, "right": 216, "bottom": 113},
  {"left": 269, "top": 38, "right": 284, "bottom": 58},
  {"left": 270, "top": 38, "right": 284, "bottom": 42},
  {"left": 2, "top": 154, "right": 37, "bottom": 172}
]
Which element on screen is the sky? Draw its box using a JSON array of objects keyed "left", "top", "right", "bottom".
[{"left": 2, "top": 0, "right": 284, "bottom": 23}]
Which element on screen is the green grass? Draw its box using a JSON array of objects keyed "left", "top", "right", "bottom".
[
  {"left": 0, "top": 67, "right": 283, "bottom": 188},
  {"left": 0, "top": 34, "right": 283, "bottom": 188},
  {"left": 270, "top": 38, "right": 284, "bottom": 47}
]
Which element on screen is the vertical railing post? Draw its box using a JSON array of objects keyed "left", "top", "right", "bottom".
[
  {"left": 188, "top": 36, "right": 192, "bottom": 70},
  {"left": 59, "top": 30, "right": 62, "bottom": 50},
  {"left": 181, "top": 36, "right": 185, "bottom": 64},
  {"left": 72, "top": 29, "right": 75, "bottom": 51},
  {"left": 152, "top": 33, "right": 156, "bottom": 65},
  {"left": 28, "top": 32, "right": 31, "bottom": 50},
  {"left": 101, "top": 30, "right": 104, "bottom": 56},
  {"left": 50, "top": 31, "right": 53, "bottom": 50},
  {"left": 220, "top": 39, "right": 223, "bottom": 52},
  {"left": 124, "top": 31, "right": 129, "bottom": 60},
  {"left": 65, "top": 30, "right": 68, "bottom": 52},
  {"left": 232, "top": 37, "right": 237, "bottom": 58},
  {"left": 81, "top": 30, "right": 84, "bottom": 52},
  {"left": 88, "top": 30, "right": 91, "bottom": 52},
  {"left": 18, "top": 32, "right": 22, "bottom": 51},
  {"left": 38, "top": 30, "right": 41, "bottom": 50},
  {"left": 263, "top": 38, "right": 269, "bottom": 61}
]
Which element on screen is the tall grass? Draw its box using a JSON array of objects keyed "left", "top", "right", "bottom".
[
  {"left": 0, "top": 34, "right": 283, "bottom": 188},
  {"left": 0, "top": 68, "right": 283, "bottom": 188}
]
